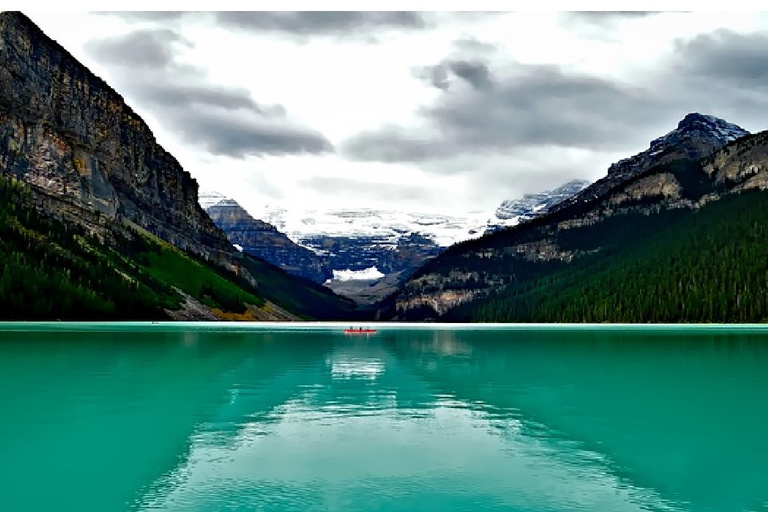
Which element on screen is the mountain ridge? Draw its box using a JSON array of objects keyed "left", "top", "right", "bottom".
[{"left": 385, "top": 112, "right": 761, "bottom": 321}]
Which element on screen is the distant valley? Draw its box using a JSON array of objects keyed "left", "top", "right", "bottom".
[{"left": 199, "top": 180, "right": 589, "bottom": 304}]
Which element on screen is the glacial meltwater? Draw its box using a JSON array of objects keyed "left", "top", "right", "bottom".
[{"left": 1, "top": 324, "right": 768, "bottom": 512}]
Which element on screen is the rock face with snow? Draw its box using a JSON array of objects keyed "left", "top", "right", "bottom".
[
  {"left": 200, "top": 175, "right": 595, "bottom": 299},
  {"left": 201, "top": 193, "right": 332, "bottom": 283},
  {"left": 550, "top": 113, "right": 750, "bottom": 215},
  {"left": 494, "top": 180, "right": 591, "bottom": 222},
  {"left": 202, "top": 175, "right": 594, "bottom": 285}
]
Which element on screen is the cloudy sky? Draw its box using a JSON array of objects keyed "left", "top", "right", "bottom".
[{"left": 23, "top": 10, "right": 768, "bottom": 216}]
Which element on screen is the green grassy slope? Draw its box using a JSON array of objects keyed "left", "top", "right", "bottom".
[
  {"left": 240, "top": 256, "right": 361, "bottom": 320},
  {"left": 0, "top": 175, "right": 359, "bottom": 320}
]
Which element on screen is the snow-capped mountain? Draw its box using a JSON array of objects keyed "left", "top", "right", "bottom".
[
  {"left": 495, "top": 180, "right": 591, "bottom": 222},
  {"left": 250, "top": 206, "right": 494, "bottom": 249},
  {"left": 550, "top": 113, "right": 751, "bottom": 216},
  {"left": 202, "top": 194, "right": 331, "bottom": 283},
  {"left": 608, "top": 113, "right": 749, "bottom": 178},
  {"left": 198, "top": 178, "right": 590, "bottom": 301}
]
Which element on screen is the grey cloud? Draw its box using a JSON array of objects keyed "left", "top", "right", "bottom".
[
  {"left": 95, "top": 12, "right": 189, "bottom": 22},
  {"left": 301, "top": 176, "right": 431, "bottom": 203},
  {"left": 84, "top": 29, "right": 188, "bottom": 69},
  {"left": 86, "top": 29, "right": 332, "bottom": 158},
  {"left": 345, "top": 63, "right": 667, "bottom": 163},
  {"left": 413, "top": 64, "right": 450, "bottom": 90},
  {"left": 166, "top": 109, "right": 332, "bottom": 157},
  {"left": 448, "top": 60, "right": 492, "bottom": 89},
  {"left": 565, "top": 11, "right": 659, "bottom": 26},
  {"left": 343, "top": 126, "right": 450, "bottom": 163},
  {"left": 414, "top": 58, "right": 492, "bottom": 91},
  {"left": 214, "top": 11, "right": 428, "bottom": 36},
  {"left": 674, "top": 30, "right": 768, "bottom": 87},
  {"left": 129, "top": 81, "right": 273, "bottom": 113},
  {"left": 452, "top": 36, "right": 498, "bottom": 55}
]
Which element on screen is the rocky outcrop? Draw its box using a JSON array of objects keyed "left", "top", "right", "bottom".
[
  {"left": 0, "top": 11, "right": 231, "bottom": 260},
  {"left": 205, "top": 198, "right": 332, "bottom": 283},
  {"left": 703, "top": 130, "right": 768, "bottom": 191}
]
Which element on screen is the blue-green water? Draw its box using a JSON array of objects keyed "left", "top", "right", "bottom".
[{"left": 1, "top": 323, "right": 768, "bottom": 512}]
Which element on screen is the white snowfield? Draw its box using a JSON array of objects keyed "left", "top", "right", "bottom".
[
  {"left": 254, "top": 207, "right": 506, "bottom": 248},
  {"left": 327, "top": 266, "right": 386, "bottom": 283},
  {"left": 199, "top": 180, "right": 588, "bottom": 250}
]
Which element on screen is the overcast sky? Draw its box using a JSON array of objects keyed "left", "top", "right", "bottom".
[{"left": 24, "top": 10, "right": 768, "bottom": 216}]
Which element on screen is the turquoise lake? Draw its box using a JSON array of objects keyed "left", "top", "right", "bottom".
[{"left": 1, "top": 323, "right": 768, "bottom": 512}]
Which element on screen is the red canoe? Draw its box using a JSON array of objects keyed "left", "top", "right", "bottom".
[{"left": 344, "top": 328, "right": 377, "bottom": 334}]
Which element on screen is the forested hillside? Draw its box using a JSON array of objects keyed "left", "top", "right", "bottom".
[
  {"left": 446, "top": 189, "right": 768, "bottom": 322},
  {"left": 0, "top": 175, "right": 359, "bottom": 321}
]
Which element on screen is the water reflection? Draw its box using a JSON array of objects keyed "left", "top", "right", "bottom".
[
  {"left": 2, "top": 327, "right": 768, "bottom": 512},
  {"left": 134, "top": 331, "right": 699, "bottom": 512},
  {"left": 388, "top": 329, "right": 768, "bottom": 512}
]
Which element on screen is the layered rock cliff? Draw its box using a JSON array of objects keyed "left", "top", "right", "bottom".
[{"left": 0, "top": 11, "right": 231, "bottom": 260}]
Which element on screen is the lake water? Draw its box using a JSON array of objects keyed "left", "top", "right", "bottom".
[{"left": 1, "top": 323, "right": 768, "bottom": 512}]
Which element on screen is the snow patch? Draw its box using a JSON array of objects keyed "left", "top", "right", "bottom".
[
  {"left": 330, "top": 266, "right": 385, "bottom": 282},
  {"left": 198, "top": 190, "right": 227, "bottom": 210}
]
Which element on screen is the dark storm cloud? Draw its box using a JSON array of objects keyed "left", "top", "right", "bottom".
[
  {"left": 85, "top": 29, "right": 332, "bottom": 158},
  {"left": 673, "top": 30, "right": 768, "bottom": 86},
  {"left": 344, "top": 63, "right": 667, "bottom": 163},
  {"left": 213, "top": 11, "right": 428, "bottom": 35},
  {"left": 84, "top": 29, "right": 187, "bottom": 69}
]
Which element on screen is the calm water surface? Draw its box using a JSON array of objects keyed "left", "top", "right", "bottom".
[{"left": 1, "top": 323, "right": 768, "bottom": 512}]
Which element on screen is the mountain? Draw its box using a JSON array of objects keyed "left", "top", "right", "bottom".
[
  {"left": 200, "top": 178, "right": 589, "bottom": 306},
  {"left": 384, "top": 113, "right": 768, "bottom": 323},
  {"left": 549, "top": 113, "right": 750, "bottom": 216},
  {"left": 0, "top": 11, "right": 358, "bottom": 321},
  {"left": 492, "top": 179, "right": 590, "bottom": 225},
  {"left": 248, "top": 181, "right": 591, "bottom": 275},
  {"left": 0, "top": 11, "right": 231, "bottom": 261},
  {"left": 201, "top": 192, "right": 331, "bottom": 283},
  {"left": 201, "top": 195, "right": 446, "bottom": 303}
]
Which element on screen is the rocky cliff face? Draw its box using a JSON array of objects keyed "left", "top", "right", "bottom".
[
  {"left": 703, "top": 130, "right": 768, "bottom": 192},
  {"left": 0, "top": 12, "right": 231, "bottom": 260},
  {"left": 204, "top": 197, "right": 332, "bottom": 283}
]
